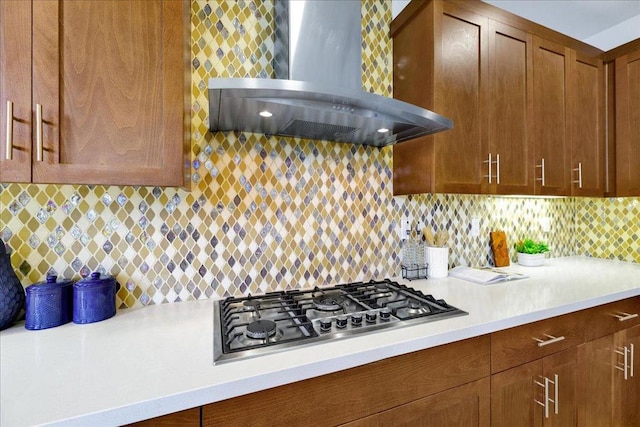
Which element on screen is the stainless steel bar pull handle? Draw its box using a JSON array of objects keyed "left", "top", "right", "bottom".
[
  {"left": 535, "top": 376, "right": 550, "bottom": 419},
  {"left": 535, "top": 333, "right": 565, "bottom": 347},
  {"left": 35, "top": 103, "right": 43, "bottom": 162},
  {"left": 615, "top": 345, "right": 631, "bottom": 380},
  {"left": 536, "top": 158, "right": 545, "bottom": 186},
  {"left": 484, "top": 153, "right": 500, "bottom": 184},
  {"left": 572, "top": 162, "right": 583, "bottom": 188},
  {"left": 550, "top": 374, "right": 559, "bottom": 415},
  {"left": 631, "top": 343, "right": 635, "bottom": 378},
  {"left": 535, "top": 374, "right": 559, "bottom": 419},
  {"left": 613, "top": 312, "right": 639, "bottom": 322},
  {"left": 484, "top": 153, "right": 492, "bottom": 184},
  {"left": 5, "top": 100, "right": 14, "bottom": 160}
]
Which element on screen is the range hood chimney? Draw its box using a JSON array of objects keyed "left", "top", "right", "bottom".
[{"left": 208, "top": 0, "right": 452, "bottom": 147}]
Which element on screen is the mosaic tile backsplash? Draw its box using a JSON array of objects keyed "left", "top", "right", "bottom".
[{"left": 1, "top": 1, "right": 639, "bottom": 309}]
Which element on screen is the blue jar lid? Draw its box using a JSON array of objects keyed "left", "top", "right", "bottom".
[
  {"left": 75, "top": 271, "right": 117, "bottom": 288},
  {"left": 26, "top": 275, "right": 74, "bottom": 294}
]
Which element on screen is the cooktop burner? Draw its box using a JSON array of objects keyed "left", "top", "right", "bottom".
[{"left": 213, "top": 279, "right": 467, "bottom": 364}]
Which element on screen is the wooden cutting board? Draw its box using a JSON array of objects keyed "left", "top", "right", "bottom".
[{"left": 490, "top": 231, "right": 510, "bottom": 267}]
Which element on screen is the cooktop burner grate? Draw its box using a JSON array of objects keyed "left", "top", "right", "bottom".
[{"left": 214, "top": 279, "right": 467, "bottom": 364}]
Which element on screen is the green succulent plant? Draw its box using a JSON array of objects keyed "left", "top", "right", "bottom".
[{"left": 514, "top": 239, "right": 549, "bottom": 254}]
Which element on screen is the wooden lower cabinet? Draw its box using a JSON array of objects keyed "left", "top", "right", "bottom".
[
  {"left": 491, "top": 346, "right": 580, "bottom": 427},
  {"left": 202, "top": 336, "right": 490, "bottom": 426},
  {"left": 581, "top": 325, "right": 640, "bottom": 427},
  {"left": 339, "top": 377, "right": 490, "bottom": 427},
  {"left": 132, "top": 298, "right": 640, "bottom": 426}
]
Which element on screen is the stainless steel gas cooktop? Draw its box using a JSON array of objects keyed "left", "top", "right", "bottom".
[{"left": 213, "top": 279, "right": 467, "bottom": 364}]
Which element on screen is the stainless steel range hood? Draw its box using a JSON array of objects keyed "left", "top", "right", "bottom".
[{"left": 208, "top": 0, "right": 452, "bottom": 147}]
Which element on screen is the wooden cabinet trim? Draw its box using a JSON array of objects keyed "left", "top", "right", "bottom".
[
  {"left": 126, "top": 407, "right": 200, "bottom": 427},
  {"left": 601, "top": 37, "right": 640, "bottom": 62},
  {"left": 393, "top": 1, "right": 603, "bottom": 58}
]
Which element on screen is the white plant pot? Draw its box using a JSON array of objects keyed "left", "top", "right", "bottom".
[{"left": 517, "top": 252, "right": 546, "bottom": 267}]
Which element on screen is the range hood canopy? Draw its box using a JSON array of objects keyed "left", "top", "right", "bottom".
[{"left": 208, "top": 0, "right": 452, "bottom": 147}]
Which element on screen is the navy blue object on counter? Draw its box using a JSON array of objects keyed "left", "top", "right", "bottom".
[
  {"left": 73, "top": 272, "right": 119, "bottom": 324},
  {"left": 25, "top": 276, "right": 74, "bottom": 330},
  {"left": 0, "top": 239, "right": 26, "bottom": 330}
]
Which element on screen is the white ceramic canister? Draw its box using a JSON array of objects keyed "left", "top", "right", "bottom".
[{"left": 426, "top": 246, "right": 449, "bottom": 278}]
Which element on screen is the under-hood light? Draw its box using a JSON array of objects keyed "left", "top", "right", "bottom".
[
  {"left": 259, "top": 111, "right": 273, "bottom": 118},
  {"left": 377, "top": 128, "right": 389, "bottom": 133}
]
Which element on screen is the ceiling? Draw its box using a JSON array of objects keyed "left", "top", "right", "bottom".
[{"left": 391, "top": 0, "right": 640, "bottom": 51}]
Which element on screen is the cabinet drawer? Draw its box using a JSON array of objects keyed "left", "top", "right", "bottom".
[
  {"left": 491, "top": 311, "right": 585, "bottom": 373},
  {"left": 584, "top": 296, "right": 640, "bottom": 341}
]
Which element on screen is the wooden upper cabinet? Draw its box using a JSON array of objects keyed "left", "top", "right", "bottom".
[
  {"left": 532, "top": 37, "right": 571, "bottom": 196},
  {"left": 614, "top": 49, "right": 640, "bottom": 196},
  {"left": 1, "top": 0, "right": 189, "bottom": 187},
  {"left": 392, "top": 2, "right": 543, "bottom": 197},
  {"left": 487, "top": 20, "right": 534, "bottom": 195},
  {"left": 432, "top": 3, "right": 489, "bottom": 194},
  {"left": 392, "top": 1, "right": 489, "bottom": 195},
  {"left": 0, "top": 0, "right": 32, "bottom": 182},
  {"left": 392, "top": 0, "right": 615, "bottom": 197},
  {"left": 569, "top": 52, "right": 606, "bottom": 197}
]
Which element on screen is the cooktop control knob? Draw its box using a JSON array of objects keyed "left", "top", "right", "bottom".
[
  {"left": 379, "top": 307, "right": 391, "bottom": 321},
  {"left": 351, "top": 313, "right": 363, "bottom": 326},
  {"left": 366, "top": 311, "right": 377, "bottom": 323},
  {"left": 336, "top": 316, "right": 348, "bottom": 329},
  {"left": 319, "top": 318, "right": 332, "bottom": 332}
]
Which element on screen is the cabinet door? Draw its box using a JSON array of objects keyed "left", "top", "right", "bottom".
[
  {"left": 614, "top": 325, "right": 640, "bottom": 426},
  {"left": 392, "top": 1, "right": 436, "bottom": 196},
  {"left": 31, "top": 0, "right": 186, "bottom": 186},
  {"left": 487, "top": 20, "right": 534, "bottom": 195},
  {"left": 543, "top": 346, "right": 581, "bottom": 427},
  {"left": 491, "top": 360, "right": 543, "bottom": 427},
  {"left": 0, "top": 0, "right": 32, "bottom": 182},
  {"left": 376, "top": 377, "right": 490, "bottom": 427},
  {"left": 569, "top": 51, "right": 606, "bottom": 197},
  {"left": 432, "top": 3, "right": 489, "bottom": 194},
  {"left": 582, "top": 335, "right": 615, "bottom": 426},
  {"left": 614, "top": 49, "right": 640, "bottom": 196},
  {"left": 533, "top": 37, "right": 571, "bottom": 196}
]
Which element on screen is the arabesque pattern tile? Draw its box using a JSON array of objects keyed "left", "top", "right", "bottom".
[
  {"left": 575, "top": 197, "right": 640, "bottom": 263},
  {"left": 1, "top": 1, "right": 638, "bottom": 311}
]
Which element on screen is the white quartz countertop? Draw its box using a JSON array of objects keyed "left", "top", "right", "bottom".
[{"left": 2, "top": 256, "right": 640, "bottom": 426}]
